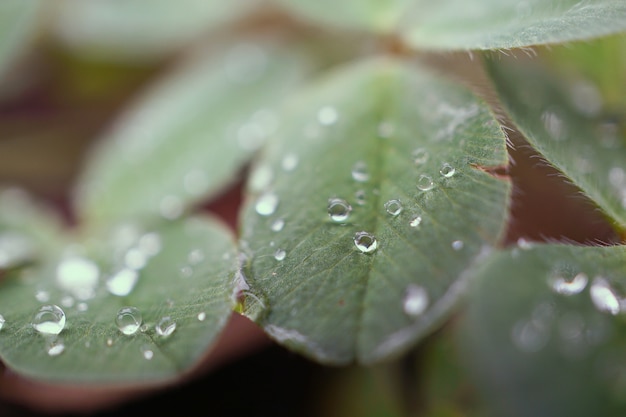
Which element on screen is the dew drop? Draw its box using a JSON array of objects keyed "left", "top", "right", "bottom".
[
  {"left": 327, "top": 198, "right": 352, "bottom": 222},
  {"left": 353, "top": 231, "right": 378, "bottom": 253},
  {"left": 156, "top": 316, "right": 177, "bottom": 337},
  {"left": 384, "top": 199, "right": 403, "bottom": 216},
  {"left": 116, "top": 306, "right": 142, "bottom": 335},
  {"left": 106, "top": 337, "right": 114, "bottom": 347},
  {"left": 517, "top": 237, "right": 534, "bottom": 250},
  {"left": 46, "top": 338, "right": 65, "bottom": 357},
  {"left": 590, "top": 276, "right": 621, "bottom": 315},
  {"left": 0, "top": 232, "right": 35, "bottom": 269},
  {"left": 403, "top": 284, "right": 429, "bottom": 317},
  {"left": 77, "top": 302, "right": 88, "bottom": 312},
  {"left": 179, "top": 265, "right": 193, "bottom": 278},
  {"left": 548, "top": 266, "right": 588, "bottom": 296},
  {"left": 137, "top": 232, "right": 162, "bottom": 257},
  {"left": 249, "top": 164, "right": 273, "bottom": 192},
  {"left": 187, "top": 249, "right": 205, "bottom": 265},
  {"left": 35, "top": 289, "right": 50, "bottom": 303},
  {"left": 197, "top": 311, "right": 206, "bottom": 321},
  {"left": 0, "top": 314, "right": 5, "bottom": 331},
  {"left": 124, "top": 248, "right": 148, "bottom": 270},
  {"left": 270, "top": 218, "right": 285, "bottom": 232},
  {"left": 412, "top": 148, "right": 429, "bottom": 165},
  {"left": 56, "top": 256, "right": 99, "bottom": 300},
  {"left": 318, "top": 106, "right": 338, "bottom": 126},
  {"left": 274, "top": 249, "right": 286, "bottom": 261},
  {"left": 106, "top": 268, "right": 139, "bottom": 297},
  {"left": 159, "top": 195, "right": 183, "bottom": 220},
  {"left": 61, "top": 295, "right": 75, "bottom": 308},
  {"left": 409, "top": 215, "right": 422, "bottom": 228},
  {"left": 141, "top": 345, "right": 154, "bottom": 360},
  {"left": 351, "top": 161, "right": 370, "bottom": 182},
  {"left": 416, "top": 175, "right": 434, "bottom": 191},
  {"left": 439, "top": 163, "right": 456, "bottom": 178},
  {"left": 452, "top": 240, "right": 464, "bottom": 251},
  {"left": 255, "top": 192, "right": 279, "bottom": 216},
  {"left": 281, "top": 153, "right": 299, "bottom": 172},
  {"left": 32, "top": 305, "right": 66, "bottom": 335},
  {"left": 541, "top": 110, "right": 566, "bottom": 140},
  {"left": 511, "top": 318, "right": 550, "bottom": 353},
  {"left": 355, "top": 190, "right": 366, "bottom": 206}
]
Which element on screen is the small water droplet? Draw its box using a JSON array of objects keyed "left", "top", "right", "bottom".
[
  {"left": 179, "top": 265, "right": 193, "bottom": 278},
  {"left": 187, "top": 249, "right": 205, "bottom": 265},
  {"left": 327, "top": 198, "right": 352, "bottom": 222},
  {"left": 124, "top": 247, "right": 148, "bottom": 270},
  {"left": 511, "top": 318, "right": 550, "bottom": 353},
  {"left": 412, "top": 148, "right": 429, "bottom": 165},
  {"left": 183, "top": 169, "right": 209, "bottom": 196},
  {"left": 403, "top": 284, "right": 429, "bottom": 317},
  {"left": 355, "top": 190, "right": 366, "bottom": 205},
  {"left": 116, "top": 306, "right": 142, "bottom": 335},
  {"left": 77, "top": 302, "right": 88, "bottom": 312},
  {"left": 354, "top": 231, "right": 378, "bottom": 253},
  {"left": 46, "top": 338, "right": 65, "bottom": 357},
  {"left": 281, "top": 153, "right": 299, "bottom": 172},
  {"left": 384, "top": 199, "right": 403, "bottom": 216},
  {"left": 439, "top": 163, "right": 456, "bottom": 178},
  {"left": 541, "top": 110, "right": 566, "bottom": 140},
  {"left": 35, "top": 289, "right": 50, "bottom": 303},
  {"left": 56, "top": 256, "right": 99, "bottom": 300},
  {"left": 159, "top": 195, "right": 183, "bottom": 220},
  {"left": 409, "top": 215, "right": 422, "bottom": 228},
  {"left": 61, "top": 295, "right": 75, "bottom": 308},
  {"left": 106, "top": 268, "right": 139, "bottom": 296},
  {"left": 255, "top": 192, "right": 279, "bottom": 216},
  {"left": 156, "top": 316, "right": 177, "bottom": 337},
  {"left": 416, "top": 175, "right": 434, "bottom": 191},
  {"left": 351, "top": 161, "right": 370, "bottom": 182},
  {"left": 517, "top": 238, "right": 534, "bottom": 250},
  {"left": 318, "top": 106, "right": 338, "bottom": 126},
  {"left": 377, "top": 121, "right": 394, "bottom": 139},
  {"left": 249, "top": 164, "right": 273, "bottom": 192},
  {"left": 141, "top": 345, "right": 154, "bottom": 360},
  {"left": 452, "top": 240, "right": 464, "bottom": 251},
  {"left": 270, "top": 218, "right": 285, "bottom": 232},
  {"left": 590, "top": 276, "right": 621, "bottom": 315},
  {"left": 137, "top": 232, "right": 162, "bottom": 257},
  {"left": 32, "top": 305, "right": 66, "bottom": 335},
  {"left": 0, "top": 314, "right": 5, "bottom": 331},
  {"left": 274, "top": 249, "right": 286, "bottom": 261},
  {"left": 106, "top": 337, "right": 114, "bottom": 347},
  {"left": 197, "top": 311, "right": 206, "bottom": 321},
  {"left": 548, "top": 265, "right": 588, "bottom": 296}
]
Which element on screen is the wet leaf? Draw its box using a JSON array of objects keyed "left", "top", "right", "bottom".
[
  {"left": 0, "top": 0, "right": 42, "bottom": 77},
  {"left": 75, "top": 36, "right": 314, "bottom": 228},
  {"left": 401, "top": 0, "right": 626, "bottom": 51},
  {"left": 0, "top": 215, "right": 236, "bottom": 382},
  {"left": 239, "top": 57, "right": 510, "bottom": 364},
  {"left": 461, "top": 244, "right": 626, "bottom": 417},
  {"left": 486, "top": 39, "right": 626, "bottom": 230}
]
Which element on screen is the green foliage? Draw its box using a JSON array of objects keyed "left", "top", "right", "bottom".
[{"left": 0, "top": 0, "right": 624, "bottom": 414}]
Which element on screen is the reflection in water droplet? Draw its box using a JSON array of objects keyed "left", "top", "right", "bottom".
[
  {"left": 409, "top": 216, "right": 422, "bottom": 228},
  {"left": 440, "top": 163, "right": 456, "bottom": 178},
  {"left": 590, "top": 276, "right": 621, "bottom": 315},
  {"left": 159, "top": 195, "right": 183, "bottom": 220},
  {"left": 46, "top": 338, "right": 65, "bottom": 357},
  {"left": 384, "top": 199, "right": 403, "bottom": 216},
  {"left": 106, "top": 268, "right": 139, "bottom": 296},
  {"left": 452, "top": 240, "right": 464, "bottom": 251},
  {"left": 549, "top": 266, "right": 588, "bottom": 296},
  {"left": 0, "top": 314, "right": 5, "bottom": 331},
  {"left": 281, "top": 153, "right": 299, "bottom": 172},
  {"left": 351, "top": 161, "right": 370, "bottom": 182},
  {"left": 56, "top": 256, "right": 99, "bottom": 300},
  {"left": 274, "top": 249, "right": 286, "bottom": 261},
  {"left": 116, "top": 306, "right": 143, "bottom": 335},
  {"left": 32, "top": 305, "right": 66, "bottom": 335},
  {"left": 403, "top": 284, "right": 429, "bottom": 317},
  {"left": 141, "top": 345, "right": 154, "bottom": 360},
  {"left": 354, "top": 232, "right": 378, "bottom": 253},
  {"left": 416, "top": 175, "right": 434, "bottom": 191},
  {"left": 156, "top": 316, "right": 177, "bottom": 337},
  {"left": 412, "top": 148, "right": 429, "bottom": 165},
  {"left": 255, "top": 192, "right": 279, "bottom": 216},
  {"left": 327, "top": 198, "right": 352, "bottom": 222},
  {"left": 197, "top": 312, "right": 206, "bottom": 321},
  {"left": 318, "top": 106, "right": 338, "bottom": 126},
  {"left": 270, "top": 218, "right": 285, "bottom": 232}
]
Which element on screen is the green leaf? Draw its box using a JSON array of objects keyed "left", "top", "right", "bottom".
[
  {"left": 238, "top": 58, "right": 510, "bottom": 364},
  {"left": 401, "top": 0, "right": 626, "bottom": 51},
  {"left": 0, "top": 215, "right": 237, "bottom": 382},
  {"left": 273, "top": 0, "right": 410, "bottom": 32},
  {"left": 0, "top": 0, "right": 42, "bottom": 78},
  {"left": 461, "top": 244, "right": 626, "bottom": 417},
  {"left": 50, "top": 0, "right": 258, "bottom": 62},
  {"left": 485, "top": 41, "right": 626, "bottom": 229},
  {"left": 75, "top": 36, "right": 314, "bottom": 228}
]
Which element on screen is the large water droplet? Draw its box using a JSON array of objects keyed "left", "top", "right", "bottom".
[
  {"left": 318, "top": 106, "right": 338, "bottom": 126},
  {"left": 416, "top": 175, "right": 434, "bottom": 191},
  {"left": 384, "top": 199, "right": 403, "bottom": 216},
  {"left": 403, "top": 284, "right": 429, "bottom": 317},
  {"left": 56, "top": 256, "right": 99, "bottom": 300},
  {"left": 353, "top": 232, "right": 378, "bottom": 253},
  {"left": 281, "top": 153, "right": 299, "bottom": 172},
  {"left": 590, "top": 276, "right": 621, "bottom": 315},
  {"left": 412, "top": 148, "right": 429, "bottom": 165},
  {"left": 255, "top": 192, "right": 279, "bottom": 216},
  {"left": 409, "top": 215, "right": 422, "bottom": 228},
  {"left": 159, "top": 195, "right": 183, "bottom": 220},
  {"left": 156, "top": 316, "right": 177, "bottom": 337},
  {"left": 270, "top": 218, "right": 285, "bottom": 232},
  {"left": 351, "top": 161, "right": 370, "bottom": 182},
  {"left": 116, "top": 307, "right": 142, "bottom": 335},
  {"left": 548, "top": 266, "right": 588, "bottom": 296},
  {"left": 274, "top": 249, "right": 286, "bottom": 261},
  {"left": 0, "top": 314, "right": 5, "bottom": 331},
  {"left": 32, "top": 305, "right": 66, "bottom": 335},
  {"left": 46, "top": 338, "right": 65, "bottom": 357},
  {"left": 327, "top": 198, "right": 352, "bottom": 222},
  {"left": 106, "top": 268, "right": 139, "bottom": 297},
  {"left": 439, "top": 163, "right": 456, "bottom": 178}
]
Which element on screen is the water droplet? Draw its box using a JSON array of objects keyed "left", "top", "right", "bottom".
[
  {"left": 274, "top": 249, "right": 286, "bottom": 261},
  {"left": 409, "top": 215, "right": 422, "bottom": 228},
  {"left": 124, "top": 248, "right": 148, "bottom": 270},
  {"left": 46, "top": 338, "right": 65, "bottom": 357},
  {"left": 590, "top": 276, "right": 621, "bottom": 315},
  {"left": 452, "top": 240, "right": 464, "bottom": 251},
  {"left": 517, "top": 238, "right": 533, "bottom": 250},
  {"left": 56, "top": 256, "right": 99, "bottom": 300},
  {"left": 355, "top": 190, "right": 366, "bottom": 205},
  {"left": 327, "top": 198, "right": 352, "bottom": 222},
  {"left": 32, "top": 305, "right": 66, "bottom": 335},
  {"left": 141, "top": 345, "right": 154, "bottom": 360},
  {"left": 116, "top": 307, "right": 142, "bottom": 335},
  {"left": 137, "top": 232, "right": 162, "bottom": 257},
  {"left": 197, "top": 312, "right": 206, "bottom": 321},
  {"left": 0, "top": 314, "right": 5, "bottom": 331},
  {"left": 351, "top": 161, "right": 370, "bottom": 182},
  {"left": 187, "top": 249, "right": 205, "bottom": 265},
  {"left": 255, "top": 192, "right": 279, "bottom": 216},
  {"left": 416, "top": 175, "right": 434, "bottom": 191},
  {"left": 270, "top": 218, "right": 285, "bottom": 232},
  {"left": 0, "top": 232, "right": 35, "bottom": 269},
  {"left": 61, "top": 295, "right": 74, "bottom": 308},
  {"left": 281, "top": 153, "right": 299, "bottom": 172},
  {"left": 511, "top": 318, "right": 550, "bottom": 353},
  {"left": 77, "top": 302, "right": 88, "bottom": 312},
  {"left": 439, "top": 163, "right": 456, "bottom": 178},
  {"left": 412, "top": 148, "right": 429, "bottom": 165},
  {"left": 106, "top": 268, "right": 139, "bottom": 297},
  {"left": 541, "top": 110, "right": 566, "bottom": 140},
  {"left": 35, "top": 289, "right": 50, "bottom": 303},
  {"left": 179, "top": 265, "right": 193, "bottom": 278},
  {"left": 159, "top": 195, "right": 183, "bottom": 220},
  {"left": 156, "top": 316, "right": 177, "bottom": 337},
  {"left": 249, "top": 164, "right": 273, "bottom": 192},
  {"left": 548, "top": 265, "right": 588, "bottom": 296},
  {"left": 377, "top": 121, "right": 394, "bottom": 139},
  {"left": 106, "top": 337, "right": 114, "bottom": 347},
  {"left": 353, "top": 231, "right": 378, "bottom": 253},
  {"left": 384, "top": 199, "right": 403, "bottom": 216},
  {"left": 183, "top": 169, "right": 209, "bottom": 196},
  {"left": 403, "top": 284, "right": 429, "bottom": 317},
  {"left": 569, "top": 80, "right": 602, "bottom": 117},
  {"left": 318, "top": 106, "right": 338, "bottom": 126}
]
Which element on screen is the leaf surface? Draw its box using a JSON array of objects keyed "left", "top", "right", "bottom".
[
  {"left": 239, "top": 58, "right": 510, "bottom": 364},
  {"left": 0, "top": 0, "right": 42, "bottom": 77}
]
